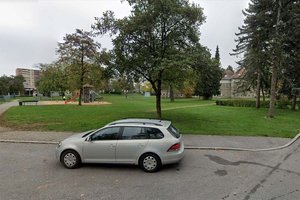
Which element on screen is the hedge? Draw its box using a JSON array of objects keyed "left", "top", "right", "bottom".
[{"left": 215, "top": 99, "right": 292, "bottom": 109}]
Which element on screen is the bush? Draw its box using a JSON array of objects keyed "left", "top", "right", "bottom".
[
  {"left": 215, "top": 99, "right": 290, "bottom": 109},
  {"left": 277, "top": 98, "right": 290, "bottom": 109}
]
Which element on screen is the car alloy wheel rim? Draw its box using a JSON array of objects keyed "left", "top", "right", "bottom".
[
  {"left": 64, "top": 153, "right": 77, "bottom": 167},
  {"left": 143, "top": 156, "right": 157, "bottom": 171}
]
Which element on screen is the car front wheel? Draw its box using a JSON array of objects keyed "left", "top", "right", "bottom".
[
  {"left": 61, "top": 150, "right": 81, "bottom": 169},
  {"left": 139, "top": 153, "right": 161, "bottom": 173}
]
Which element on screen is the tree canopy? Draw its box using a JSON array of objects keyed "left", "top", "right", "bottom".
[
  {"left": 0, "top": 75, "right": 24, "bottom": 95},
  {"left": 233, "top": 0, "right": 300, "bottom": 116},
  {"left": 93, "top": 0, "right": 206, "bottom": 118},
  {"left": 57, "top": 29, "right": 103, "bottom": 105}
]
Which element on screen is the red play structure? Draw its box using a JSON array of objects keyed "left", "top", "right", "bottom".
[{"left": 64, "top": 93, "right": 79, "bottom": 104}]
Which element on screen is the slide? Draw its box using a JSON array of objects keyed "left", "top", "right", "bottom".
[{"left": 65, "top": 94, "right": 79, "bottom": 104}]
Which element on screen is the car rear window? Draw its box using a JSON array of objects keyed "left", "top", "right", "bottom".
[
  {"left": 144, "top": 127, "right": 164, "bottom": 139},
  {"left": 167, "top": 124, "right": 180, "bottom": 138}
]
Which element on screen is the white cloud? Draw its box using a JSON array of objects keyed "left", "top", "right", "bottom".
[
  {"left": 0, "top": 0, "right": 249, "bottom": 76},
  {"left": 0, "top": 1, "right": 38, "bottom": 29}
]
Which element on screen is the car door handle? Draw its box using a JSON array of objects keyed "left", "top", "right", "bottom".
[{"left": 110, "top": 144, "right": 116, "bottom": 148}]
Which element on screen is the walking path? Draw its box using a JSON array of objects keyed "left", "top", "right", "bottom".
[
  {"left": 161, "top": 103, "right": 215, "bottom": 111},
  {"left": 0, "top": 101, "right": 17, "bottom": 115}
]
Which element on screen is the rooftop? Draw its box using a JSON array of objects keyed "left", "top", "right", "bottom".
[{"left": 222, "top": 67, "right": 245, "bottom": 80}]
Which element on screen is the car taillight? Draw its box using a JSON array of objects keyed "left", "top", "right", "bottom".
[{"left": 167, "top": 143, "right": 181, "bottom": 152}]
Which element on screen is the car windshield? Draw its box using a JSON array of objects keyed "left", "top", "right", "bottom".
[{"left": 167, "top": 124, "right": 180, "bottom": 138}]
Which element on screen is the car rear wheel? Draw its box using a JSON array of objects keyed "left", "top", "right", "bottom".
[
  {"left": 139, "top": 153, "right": 161, "bottom": 173},
  {"left": 61, "top": 150, "right": 81, "bottom": 169}
]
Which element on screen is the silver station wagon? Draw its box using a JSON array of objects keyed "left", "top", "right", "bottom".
[{"left": 56, "top": 119, "right": 184, "bottom": 172}]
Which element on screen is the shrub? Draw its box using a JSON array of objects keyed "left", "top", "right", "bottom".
[{"left": 216, "top": 99, "right": 290, "bottom": 109}]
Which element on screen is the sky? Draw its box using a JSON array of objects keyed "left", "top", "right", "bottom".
[{"left": 0, "top": 0, "right": 250, "bottom": 76}]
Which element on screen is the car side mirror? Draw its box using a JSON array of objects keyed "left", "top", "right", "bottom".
[{"left": 86, "top": 136, "right": 92, "bottom": 142}]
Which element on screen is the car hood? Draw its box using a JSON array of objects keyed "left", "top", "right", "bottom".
[{"left": 63, "top": 130, "right": 95, "bottom": 141}]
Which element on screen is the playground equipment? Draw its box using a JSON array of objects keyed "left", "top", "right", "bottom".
[
  {"left": 64, "top": 93, "right": 79, "bottom": 104},
  {"left": 83, "top": 85, "right": 93, "bottom": 103},
  {"left": 83, "top": 84, "right": 103, "bottom": 103},
  {"left": 91, "top": 90, "right": 103, "bottom": 102},
  {"left": 64, "top": 85, "right": 103, "bottom": 104}
]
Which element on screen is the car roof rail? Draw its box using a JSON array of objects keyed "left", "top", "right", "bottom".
[{"left": 109, "top": 121, "right": 163, "bottom": 126}]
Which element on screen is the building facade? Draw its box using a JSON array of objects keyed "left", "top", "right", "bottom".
[
  {"left": 219, "top": 68, "right": 255, "bottom": 98},
  {"left": 16, "top": 68, "right": 41, "bottom": 91}
]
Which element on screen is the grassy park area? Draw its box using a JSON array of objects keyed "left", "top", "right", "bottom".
[{"left": 0, "top": 94, "right": 299, "bottom": 138}]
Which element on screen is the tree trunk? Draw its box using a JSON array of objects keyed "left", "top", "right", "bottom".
[
  {"left": 155, "top": 79, "right": 162, "bottom": 119},
  {"left": 291, "top": 95, "right": 296, "bottom": 111},
  {"left": 170, "top": 84, "right": 174, "bottom": 102},
  {"left": 79, "top": 49, "right": 84, "bottom": 106},
  {"left": 149, "top": 78, "right": 162, "bottom": 119},
  {"left": 267, "top": 0, "right": 282, "bottom": 118},
  {"left": 262, "top": 85, "right": 266, "bottom": 102},
  {"left": 203, "top": 94, "right": 211, "bottom": 100},
  {"left": 78, "top": 87, "right": 83, "bottom": 106},
  {"left": 78, "top": 72, "right": 84, "bottom": 106},
  {"left": 268, "top": 66, "right": 277, "bottom": 118},
  {"left": 256, "top": 71, "right": 261, "bottom": 108}
]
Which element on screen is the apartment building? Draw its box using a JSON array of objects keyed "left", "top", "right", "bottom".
[{"left": 16, "top": 68, "right": 41, "bottom": 91}]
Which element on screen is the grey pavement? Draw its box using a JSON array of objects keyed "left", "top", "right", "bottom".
[
  {"left": 0, "top": 141, "right": 299, "bottom": 200},
  {"left": 0, "top": 101, "right": 17, "bottom": 115},
  {"left": 0, "top": 102, "right": 300, "bottom": 199}
]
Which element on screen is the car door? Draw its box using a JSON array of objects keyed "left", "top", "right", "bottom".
[
  {"left": 83, "top": 127, "right": 120, "bottom": 163},
  {"left": 116, "top": 127, "right": 149, "bottom": 163}
]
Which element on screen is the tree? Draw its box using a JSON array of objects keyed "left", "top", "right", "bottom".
[
  {"left": 37, "top": 63, "right": 67, "bottom": 96},
  {"left": 277, "top": 1, "right": 300, "bottom": 110},
  {"left": 0, "top": 75, "right": 24, "bottom": 95},
  {"left": 110, "top": 74, "right": 134, "bottom": 98},
  {"left": 192, "top": 45, "right": 223, "bottom": 100},
  {"left": 93, "top": 0, "right": 205, "bottom": 118},
  {"left": 9, "top": 75, "right": 25, "bottom": 95},
  {"left": 233, "top": 0, "right": 274, "bottom": 109},
  {"left": 266, "top": 0, "right": 299, "bottom": 117},
  {"left": 214, "top": 45, "right": 220, "bottom": 63},
  {"left": 162, "top": 60, "right": 192, "bottom": 102},
  {"left": 57, "top": 29, "right": 102, "bottom": 105},
  {"left": 226, "top": 65, "right": 234, "bottom": 72},
  {"left": 233, "top": 0, "right": 299, "bottom": 115},
  {"left": 0, "top": 76, "right": 11, "bottom": 95}
]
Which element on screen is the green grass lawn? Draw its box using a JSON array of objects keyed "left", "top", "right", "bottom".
[{"left": 1, "top": 94, "right": 299, "bottom": 138}]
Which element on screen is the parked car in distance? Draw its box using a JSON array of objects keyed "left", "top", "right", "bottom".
[{"left": 56, "top": 118, "right": 184, "bottom": 172}]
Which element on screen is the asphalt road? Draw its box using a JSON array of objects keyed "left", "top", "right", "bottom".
[{"left": 0, "top": 142, "right": 299, "bottom": 200}]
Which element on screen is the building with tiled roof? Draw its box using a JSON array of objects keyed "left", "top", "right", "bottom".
[{"left": 219, "top": 67, "right": 255, "bottom": 98}]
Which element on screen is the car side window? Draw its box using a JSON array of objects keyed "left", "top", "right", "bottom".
[
  {"left": 122, "top": 127, "right": 147, "bottom": 140},
  {"left": 144, "top": 127, "right": 164, "bottom": 139},
  {"left": 91, "top": 127, "right": 120, "bottom": 141}
]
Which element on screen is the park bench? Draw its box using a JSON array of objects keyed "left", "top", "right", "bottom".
[{"left": 18, "top": 100, "right": 39, "bottom": 106}]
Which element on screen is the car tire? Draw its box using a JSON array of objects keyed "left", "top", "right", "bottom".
[
  {"left": 61, "top": 150, "right": 81, "bottom": 169},
  {"left": 139, "top": 153, "right": 161, "bottom": 173}
]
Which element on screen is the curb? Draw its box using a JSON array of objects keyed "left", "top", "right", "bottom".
[
  {"left": 184, "top": 133, "right": 300, "bottom": 151},
  {"left": 0, "top": 133, "right": 299, "bottom": 152}
]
